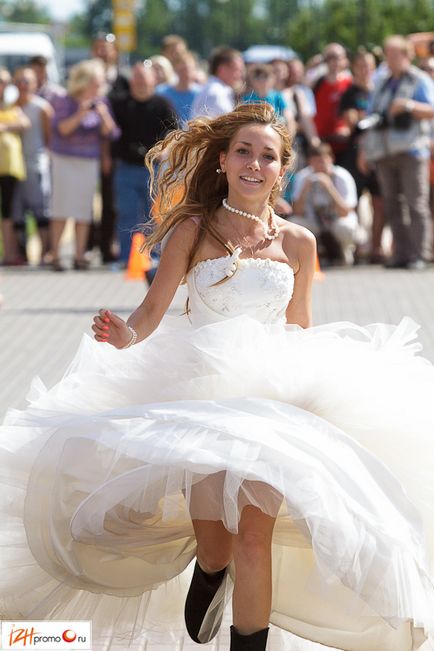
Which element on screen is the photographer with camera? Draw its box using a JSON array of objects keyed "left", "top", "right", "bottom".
[
  {"left": 291, "top": 142, "right": 358, "bottom": 265},
  {"left": 110, "top": 62, "right": 178, "bottom": 271},
  {"left": 361, "top": 35, "right": 434, "bottom": 269},
  {"left": 339, "top": 50, "right": 385, "bottom": 264},
  {"left": 89, "top": 33, "right": 130, "bottom": 264}
]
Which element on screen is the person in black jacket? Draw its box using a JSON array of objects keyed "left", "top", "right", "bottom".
[
  {"left": 110, "top": 61, "right": 178, "bottom": 272},
  {"left": 89, "top": 32, "right": 130, "bottom": 263}
]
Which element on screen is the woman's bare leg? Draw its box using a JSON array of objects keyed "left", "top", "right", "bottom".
[
  {"left": 192, "top": 519, "right": 233, "bottom": 572},
  {"left": 190, "top": 472, "right": 233, "bottom": 571},
  {"left": 75, "top": 222, "right": 90, "bottom": 262},
  {"left": 1, "top": 219, "right": 19, "bottom": 263},
  {"left": 37, "top": 225, "right": 50, "bottom": 259},
  {"left": 232, "top": 505, "right": 277, "bottom": 634},
  {"left": 49, "top": 218, "right": 66, "bottom": 261},
  {"left": 371, "top": 195, "right": 385, "bottom": 257}
]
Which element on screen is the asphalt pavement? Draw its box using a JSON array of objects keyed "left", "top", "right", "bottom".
[{"left": 0, "top": 261, "right": 433, "bottom": 650}]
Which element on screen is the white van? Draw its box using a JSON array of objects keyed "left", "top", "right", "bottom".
[{"left": 0, "top": 29, "right": 61, "bottom": 82}]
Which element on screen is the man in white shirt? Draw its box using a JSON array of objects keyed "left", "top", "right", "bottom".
[
  {"left": 191, "top": 46, "right": 245, "bottom": 118},
  {"left": 291, "top": 142, "right": 358, "bottom": 264}
]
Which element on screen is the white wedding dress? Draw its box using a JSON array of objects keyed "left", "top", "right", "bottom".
[{"left": 1, "top": 248, "right": 434, "bottom": 651}]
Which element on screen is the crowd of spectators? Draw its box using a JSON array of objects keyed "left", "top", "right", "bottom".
[{"left": 0, "top": 31, "right": 434, "bottom": 272}]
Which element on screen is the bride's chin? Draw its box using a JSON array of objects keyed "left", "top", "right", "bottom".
[{"left": 230, "top": 184, "right": 270, "bottom": 202}]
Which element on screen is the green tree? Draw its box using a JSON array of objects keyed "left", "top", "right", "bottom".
[
  {"left": 64, "top": 0, "right": 434, "bottom": 62},
  {"left": 0, "top": 0, "right": 52, "bottom": 23},
  {"left": 66, "top": 0, "right": 113, "bottom": 51},
  {"left": 265, "top": 0, "right": 299, "bottom": 43},
  {"left": 283, "top": 0, "right": 434, "bottom": 60},
  {"left": 175, "top": 0, "right": 262, "bottom": 54},
  {"left": 66, "top": 14, "right": 90, "bottom": 49},
  {"left": 136, "top": 0, "right": 173, "bottom": 56},
  {"left": 80, "top": 0, "right": 113, "bottom": 38}
]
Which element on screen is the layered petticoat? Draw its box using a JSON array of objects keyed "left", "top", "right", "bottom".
[{"left": 1, "top": 314, "right": 434, "bottom": 650}]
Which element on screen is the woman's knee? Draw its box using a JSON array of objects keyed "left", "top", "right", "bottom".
[
  {"left": 233, "top": 528, "right": 272, "bottom": 566},
  {"left": 197, "top": 540, "right": 232, "bottom": 572},
  {"left": 233, "top": 508, "right": 275, "bottom": 566}
]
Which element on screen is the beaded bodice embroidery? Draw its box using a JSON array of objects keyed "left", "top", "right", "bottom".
[{"left": 186, "top": 248, "right": 294, "bottom": 326}]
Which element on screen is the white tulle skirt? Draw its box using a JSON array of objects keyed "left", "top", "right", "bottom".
[{"left": 0, "top": 314, "right": 433, "bottom": 651}]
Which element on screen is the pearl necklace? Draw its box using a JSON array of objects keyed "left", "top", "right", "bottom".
[{"left": 222, "top": 198, "right": 280, "bottom": 241}]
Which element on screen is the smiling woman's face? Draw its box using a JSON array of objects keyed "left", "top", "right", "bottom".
[{"left": 220, "top": 123, "right": 284, "bottom": 202}]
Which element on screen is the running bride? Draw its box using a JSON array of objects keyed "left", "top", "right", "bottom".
[{"left": 0, "top": 103, "right": 433, "bottom": 651}]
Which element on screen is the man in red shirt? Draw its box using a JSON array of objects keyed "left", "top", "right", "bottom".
[{"left": 314, "top": 43, "right": 352, "bottom": 164}]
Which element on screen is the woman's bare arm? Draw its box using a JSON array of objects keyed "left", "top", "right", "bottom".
[
  {"left": 95, "top": 101, "right": 118, "bottom": 137},
  {"left": 93, "top": 219, "right": 199, "bottom": 348},
  {"left": 127, "top": 220, "right": 198, "bottom": 337},
  {"left": 41, "top": 101, "right": 53, "bottom": 146},
  {"left": 282, "top": 224, "right": 316, "bottom": 328},
  {"left": 0, "top": 106, "right": 30, "bottom": 133},
  {"left": 57, "top": 107, "right": 86, "bottom": 136}
]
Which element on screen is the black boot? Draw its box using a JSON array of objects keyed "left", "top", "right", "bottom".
[
  {"left": 230, "top": 626, "right": 269, "bottom": 650},
  {"left": 184, "top": 560, "right": 228, "bottom": 643}
]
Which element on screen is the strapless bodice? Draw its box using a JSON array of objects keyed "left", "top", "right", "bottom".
[{"left": 186, "top": 249, "right": 294, "bottom": 327}]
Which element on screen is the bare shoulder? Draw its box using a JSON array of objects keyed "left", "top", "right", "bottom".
[
  {"left": 278, "top": 218, "right": 316, "bottom": 265},
  {"left": 163, "top": 217, "right": 201, "bottom": 256}
]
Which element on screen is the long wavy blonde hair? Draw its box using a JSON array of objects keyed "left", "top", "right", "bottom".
[{"left": 144, "top": 102, "right": 294, "bottom": 271}]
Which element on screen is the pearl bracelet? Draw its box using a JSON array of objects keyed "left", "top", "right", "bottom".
[{"left": 122, "top": 325, "right": 138, "bottom": 349}]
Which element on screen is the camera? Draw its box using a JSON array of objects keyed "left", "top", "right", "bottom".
[
  {"left": 357, "top": 110, "right": 413, "bottom": 133},
  {"left": 357, "top": 112, "right": 388, "bottom": 132}
]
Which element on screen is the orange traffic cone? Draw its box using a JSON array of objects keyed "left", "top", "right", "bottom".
[
  {"left": 314, "top": 254, "right": 324, "bottom": 281},
  {"left": 125, "top": 232, "right": 152, "bottom": 280}
]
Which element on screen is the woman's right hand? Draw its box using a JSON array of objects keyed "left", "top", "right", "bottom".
[
  {"left": 78, "top": 98, "right": 98, "bottom": 117},
  {"left": 92, "top": 309, "right": 133, "bottom": 349}
]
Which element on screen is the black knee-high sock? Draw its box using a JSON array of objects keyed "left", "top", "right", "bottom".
[{"left": 230, "top": 625, "right": 269, "bottom": 650}]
